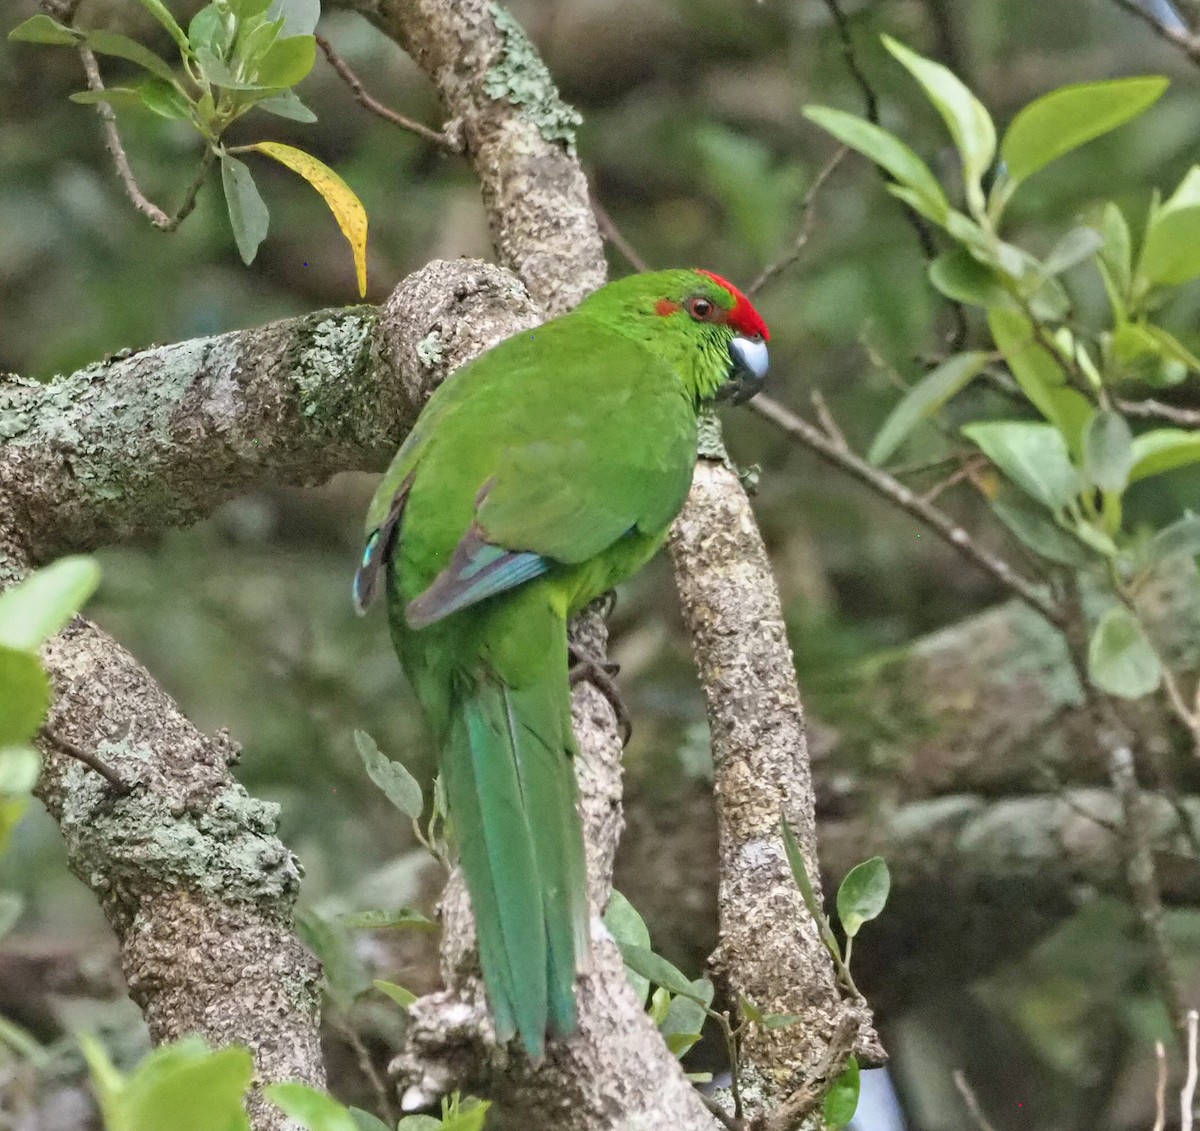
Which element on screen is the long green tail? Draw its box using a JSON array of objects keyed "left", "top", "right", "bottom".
[{"left": 442, "top": 672, "right": 589, "bottom": 1057}]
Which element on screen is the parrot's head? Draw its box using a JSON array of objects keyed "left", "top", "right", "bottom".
[{"left": 584, "top": 268, "right": 770, "bottom": 405}]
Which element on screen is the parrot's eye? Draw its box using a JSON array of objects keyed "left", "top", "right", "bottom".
[{"left": 686, "top": 296, "right": 715, "bottom": 321}]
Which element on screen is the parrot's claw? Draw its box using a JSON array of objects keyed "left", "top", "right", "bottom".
[{"left": 568, "top": 647, "right": 631, "bottom": 746}]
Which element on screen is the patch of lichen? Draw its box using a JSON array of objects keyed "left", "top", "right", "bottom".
[
  {"left": 485, "top": 4, "right": 583, "bottom": 152},
  {"left": 293, "top": 307, "right": 378, "bottom": 442},
  {"left": 59, "top": 740, "right": 299, "bottom": 904}
]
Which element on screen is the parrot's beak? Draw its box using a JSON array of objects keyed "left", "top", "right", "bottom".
[{"left": 720, "top": 335, "right": 769, "bottom": 404}]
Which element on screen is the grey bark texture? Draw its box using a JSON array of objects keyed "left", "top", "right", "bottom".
[{"left": 669, "top": 460, "right": 884, "bottom": 1116}]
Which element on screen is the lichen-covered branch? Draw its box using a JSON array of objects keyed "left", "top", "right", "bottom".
[
  {"left": 669, "top": 460, "right": 883, "bottom": 1123},
  {"left": 0, "top": 261, "right": 543, "bottom": 1131},
  {"left": 35, "top": 613, "right": 324, "bottom": 1131}
]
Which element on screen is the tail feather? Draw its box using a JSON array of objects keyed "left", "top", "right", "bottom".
[{"left": 444, "top": 674, "right": 588, "bottom": 1057}]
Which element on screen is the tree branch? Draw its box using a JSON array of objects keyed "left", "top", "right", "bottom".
[
  {"left": 1111, "top": 0, "right": 1200, "bottom": 63},
  {"left": 315, "top": 34, "right": 465, "bottom": 154},
  {"left": 750, "top": 394, "right": 1063, "bottom": 627},
  {"left": 669, "top": 460, "right": 884, "bottom": 1120}
]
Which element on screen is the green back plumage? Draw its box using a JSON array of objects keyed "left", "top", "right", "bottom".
[{"left": 358, "top": 269, "right": 768, "bottom": 1057}]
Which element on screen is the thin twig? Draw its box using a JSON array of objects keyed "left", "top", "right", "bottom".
[
  {"left": 760, "top": 1012, "right": 858, "bottom": 1131},
  {"left": 590, "top": 193, "right": 651, "bottom": 273},
  {"left": 750, "top": 394, "right": 1064, "bottom": 626},
  {"left": 821, "top": 0, "right": 878, "bottom": 122},
  {"left": 1184, "top": 1010, "right": 1199, "bottom": 1131},
  {"left": 819, "top": 0, "right": 968, "bottom": 345},
  {"left": 75, "top": 42, "right": 211, "bottom": 231},
  {"left": 41, "top": 726, "right": 133, "bottom": 796},
  {"left": 953, "top": 1070, "right": 999, "bottom": 1131},
  {"left": 1105, "top": 725, "right": 1190, "bottom": 1045},
  {"left": 1112, "top": 0, "right": 1200, "bottom": 63},
  {"left": 78, "top": 45, "right": 173, "bottom": 228},
  {"left": 315, "top": 35, "right": 463, "bottom": 154},
  {"left": 1115, "top": 397, "right": 1200, "bottom": 428},
  {"left": 336, "top": 1018, "right": 397, "bottom": 1127},
  {"left": 700, "top": 1095, "right": 742, "bottom": 1131},
  {"left": 810, "top": 389, "right": 849, "bottom": 451},
  {"left": 748, "top": 146, "right": 846, "bottom": 296},
  {"left": 1154, "top": 1040, "right": 1168, "bottom": 1131}
]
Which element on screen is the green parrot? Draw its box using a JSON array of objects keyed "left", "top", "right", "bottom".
[{"left": 354, "top": 268, "right": 769, "bottom": 1057}]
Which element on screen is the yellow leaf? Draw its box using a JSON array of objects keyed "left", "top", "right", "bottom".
[{"left": 248, "top": 141, "right": 368, "bottom": 297}]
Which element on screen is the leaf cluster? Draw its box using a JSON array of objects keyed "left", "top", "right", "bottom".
[
  {"left": 807, "top": 38, "right": 1200, "bottom": 700},
  {"left": 10, "top": 0, "right": 368, "bottom": 293}
]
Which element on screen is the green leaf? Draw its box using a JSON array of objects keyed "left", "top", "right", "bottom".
[
  {"left": 836, "top": 856, "right": 890, "bottom": 938},
  {"left": 605, "top": 889, "right": 652, "bottom": 1004},
  {"left": 220, "top": 153, "right": 270, "bottom": 265},
  {"left": 69, "top": 88, "right": 149, "bottom": 111},
  {"left": 188, "top": 3, "right": 228, "bottom": 58},
  {"left": 139, "top": 79, "right": 193, "bottom": 121},
  {"left": 869, "top": 351, "right": 990, "bottom": 465},
  {"left": 963, "top": 421, "right": 1081, "bottom": 510},
  {"left": 1083, "top": 410, "right": 1134, "bottom": 493},
  {"left": 802, "top": 106, "right": 949, "bottom": 224},
  {"left": 439, "top": 1097, "right": 491, "bottom": 1131},
  {"left": 1129, "top": 429, "right": 1200, "bottom": 483},
  {"left": 373, "top": 980, "right": 417, "bottom": 1008},
  {"left": 268, "top": 0, "right": 322, "bottom": 37},
  {"left": 253, "top": 90, "right": 317, "bottom": 122},
  {"left": 883, "top": 36, "right": 995, "bottom": 216},
  {"left": 1148, "top": 512, "right": 1200, "bottom": 566},
  {"left": 353, "top": 730, "right": 423, "bottom": 819},
  {"left": 126, "top": 1043, "right": 253, "bottom": 1131},
  {"left": 267, "top": 1082, "right": 359, "bottom": 1131},
  {"left": 0, "top": 893, "right": 24, "bottom": 942},
  {"left": 1043, "top": 227, "right": 1104, "bottom": 277},
  {"left": 1000, "top": 77, "right": 1167, "bottom": 188},
  {"left": 823, "top": 1056, "right": 861, "bottom": 1129},
  {"left": 295, "top": 909, "right": 372, "bottom": 1006},
  {"left": 661, "top": 980, "right": 711, "bottom": 1059},
  {"left": 0, "top": 745, "right": 41, "bottom": 796},
  {"left": 339, "top": 907, "right": 436, "bottom": 931},
  {"left": 233, "top": 15, "right": 284, "bottom": 75},
  {"left": 83, "top": 30, "right": 179, "bottom": 83},
  {"left": 229, "top": 0, "right": 277, "bottom": 17},
  {"left": 781, "top": 815, "right": 820, "bottom": 919},
  {"left": 648, "top": 986, "right": 672, "bottom": 1026},
  {"left": 349, "top": 1110, "right": 392, "bottom": 1131},
  {"left": 254, "top": 34, "right": 316, "bottom": 87},
  {"left": 396, "top": 1119, "right": 442, "bottom": 1131},
  {"left": 0, "top": 557, "right": 101, "bottom": 652},
  {"left": 135, "top": 0, "right": 191, "bottom": 53},
  {"left": 1088, "top": 606, "right": 1162, "bottom": 698},
  {"left": 1100, "top": 203, "right": 1133, "bottom": 302},
  {"left": 990, "top": 490, "right": 1095, "bottom": 568},
  {"left": 9, "top": 15, "right": 80, "bottom": 45},
  {"left": 617, "top": 944, "right": 708, "bottom": 1004},
  {"left": 79, "top": 1033, "right": 125, "bottom": 1126},
  {"left": 1141, "top": 206, "right": 1200, "bottom": 286},
  {"left": 1139, "top": 167, "right": 1200, "bottom": 287},
  {"left": 738, "top": 994, "right": 763, "bottom": 1023},
  {"left": 762, "top": 1012, "right": 803, "bottom": 1029},
  {"left": 927, "top": 248, "right": 1010, "bottom": 307},
  {"left": 986, "top": 308, "right": 1095, "bottom": 455},
  {"left": 0, "top": 648, "right": 50, "bottom": 747}
]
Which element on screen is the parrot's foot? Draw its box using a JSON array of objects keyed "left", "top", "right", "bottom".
[{"left": 568, "top": 646, "right": 631, "bottom": 746}]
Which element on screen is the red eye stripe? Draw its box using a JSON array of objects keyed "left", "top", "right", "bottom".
[
  {"left": 655, "top": 298, "right": 682, "bottom": 317},
  {"left": 696, "top": 269, "right": 770, "bottom": 341}
]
